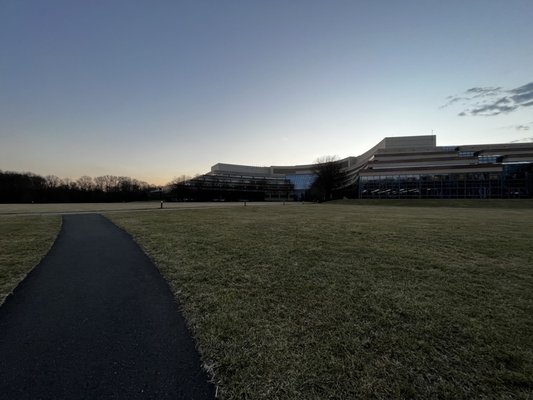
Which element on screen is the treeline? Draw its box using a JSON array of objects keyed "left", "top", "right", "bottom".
[{"left": 0, "top": 170, "right": 156, "bottom": 203}]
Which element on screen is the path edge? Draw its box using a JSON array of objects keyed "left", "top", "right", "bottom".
[
  {"left": 100, "top": 212, "right": 219, "bottom": 394},
  {"left": 1, "top": 215, "right": 64, "bottom": 308}
]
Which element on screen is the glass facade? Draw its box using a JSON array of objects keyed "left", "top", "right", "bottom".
[
  {"left": 359, "top": 164, "right": 532, "bottom": 199},
  {"left": 478, "top": 155, "right": 500, "bottom": 164},
  {"left": 286, "top": 174, "right": 316, "bottom": 190},
  {"left": 169, "top": 138, "right": 533, "bottom": 202},
  {"left": 171, "top": 173, "right": 293, "bottom": 201},
  {"left": 285, "top": 174, "right": 316, "bottom": 201}
]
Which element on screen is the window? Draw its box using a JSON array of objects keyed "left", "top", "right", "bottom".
[{"left": 478, "top": 155, "right": 499, "bottom": 164}]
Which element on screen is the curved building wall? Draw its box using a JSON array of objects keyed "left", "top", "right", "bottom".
[{"left": 171, "top": 135, "right": 533, "bottom": 200}]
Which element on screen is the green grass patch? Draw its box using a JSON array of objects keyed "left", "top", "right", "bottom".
[
  {"left": 0, "top": 215, "right": 61, "bottom": 304},
  {"left": 109, "top": 205, "right": 533, "bottom": 399}
]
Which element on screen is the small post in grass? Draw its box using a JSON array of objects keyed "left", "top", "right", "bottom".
[{"left": 159, "top": 187, "right": 163, "bottom": 209}]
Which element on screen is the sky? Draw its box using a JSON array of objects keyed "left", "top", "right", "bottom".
[{"left": 1, "top": 0, "right": 532, "bottom": 185}]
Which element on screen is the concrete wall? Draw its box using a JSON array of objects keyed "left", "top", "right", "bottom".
[
  {"left": 211, "top": 135, "right": 438, "bottom": 177},
  {"left": 383, "top": 135, "right": 436, "bottom": 149},
  {"left": 211, "top": 163, "right": 272, "bottom": 176}
]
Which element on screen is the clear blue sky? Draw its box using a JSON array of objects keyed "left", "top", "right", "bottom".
[{"left": 1, "top": 0, "right": 532, "bottom": 184}]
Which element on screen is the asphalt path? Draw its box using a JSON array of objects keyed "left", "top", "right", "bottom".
[{"left": 0, "top": 214, "right": 215, "bottom": 400}]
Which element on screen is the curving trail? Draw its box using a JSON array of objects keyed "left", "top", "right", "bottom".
[{"left": 0, "top": 214, "right": 215, "bottom": 400}]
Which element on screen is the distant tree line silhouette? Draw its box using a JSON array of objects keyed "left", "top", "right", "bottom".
[{"left": 0, "top": 170, "right": 156, "bottom": 203}]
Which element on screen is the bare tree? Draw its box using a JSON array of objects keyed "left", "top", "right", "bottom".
[
  {"left": 45, "top": 175, "right": 61, "bottom": 189},
  {"left": 93, "top": 176, "right": 106, "bottom": 192},
  {"left": 1, "top": 170, "right": 154, "bottom": 202},
  {"left": 94, "top": 175, "right": 120, "bottom": 192},
  {"left": 310, "top": 156, "right": 347, "bottom": 202},
  {"left": 77, "top": 176, "right": 94, "bottom": 191},
  {"left": 170, "top": 175, "right": 192, "bottom": 185}
]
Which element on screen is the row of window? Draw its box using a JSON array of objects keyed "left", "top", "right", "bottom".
[
  {"left": 359, "top": 172, "right": 503, "bottom": 182},
  {"left": 286, "top": 174, "right": 316, "bottom": 190},
  {"left": 359, "top": 172, "right": 531, "bottom": 199}
]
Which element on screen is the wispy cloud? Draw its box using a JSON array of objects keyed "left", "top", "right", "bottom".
[
  {"left": 465, "top": 86, "right": 502, "bottom": 97},
  {"left": 442, "top": 82, "right": 533, "bottom": 116},
  {"left": 498, "top": 122, "right": 533, "bottom": 132}
]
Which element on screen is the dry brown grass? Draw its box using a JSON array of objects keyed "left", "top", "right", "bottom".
[
  {"left": 109, "top": 204, "right": 533, "bottom": 399},
  {"left": 0, "top": 215, "right": 61, "bottom": 304},
  {"left": 0, "top": 201, "right": 294, "bottom": 215}
]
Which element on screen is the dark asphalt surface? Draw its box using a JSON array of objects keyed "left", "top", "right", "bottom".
[{"left": 0, "top": 214, "right": 215, "bottom": 400}]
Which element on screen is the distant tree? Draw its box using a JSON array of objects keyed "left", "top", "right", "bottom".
[
  {"left": 94, "top": 175, "right": 120, "bottom": 193},
  {"left": 93, "top": 176, "right": 106, "bottom": 192},
  {"left": 170, "top": 175, "right": 192, "bottom": 186},
  {"left": 61, "top": 177, "right": 74, "bottom": 189},
  {"left": 45, "top": 175, "right": 61, "bottom": 189},
  {"left": 310, "top": 156, "right": 348, "bottom": 202},
  {"left": 0, "top": 170, "right": 155, "bottom": 203},
  {"left": 0, "top": 171, "right": 46, "bottom": 202},
  {"left": 169, "top": 175, "right": 193, "bottom": 201},
  {"left": 77, "top": 176, "right": 94, "bottom": 191}
]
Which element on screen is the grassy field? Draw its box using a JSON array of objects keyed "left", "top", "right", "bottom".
[
  {"left": 109, "top": 204, "right": 533, "bottom": 399},
  {"left": 0, "top": 201, "right": 291, "bottom": 215},
  {"left": 331, "top": 198, "right": 533, "bottom": 208},
  {"left": 0, "top": 215, "right": 61, "bottom": 304},
  {"left": 2, "top": 199, "right": 531, "bottom": 216}
]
